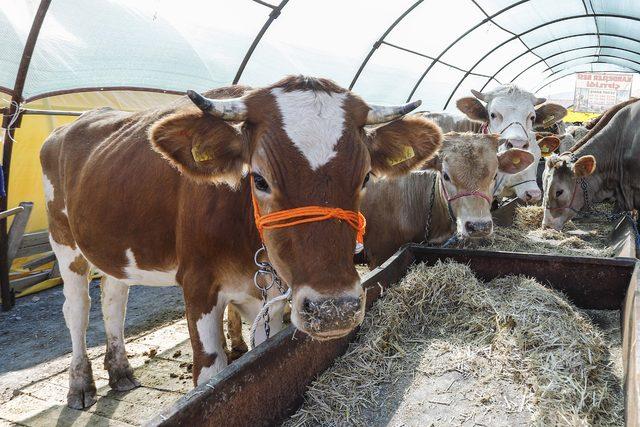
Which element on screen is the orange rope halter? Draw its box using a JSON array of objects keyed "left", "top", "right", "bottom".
[{"left": 249, "top": 175, "right": 366, "bottom": 245}]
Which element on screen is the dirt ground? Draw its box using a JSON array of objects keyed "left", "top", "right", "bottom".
[
  {"left": 0, "top": 269, "right": 624, "bottom": 426},
  {"left": 0, "top": 281, "right": 192, "bottom": 426}
]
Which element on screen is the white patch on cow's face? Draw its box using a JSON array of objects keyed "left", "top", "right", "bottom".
[
  {"left": 122, "top": 248, "right": 177, "bottom": 286},
  {"left": 271, "top": 88, "right": 347, "bottom": 170},
  {"left": 487, "top": 95, "right": 536, "bottom": 148}
]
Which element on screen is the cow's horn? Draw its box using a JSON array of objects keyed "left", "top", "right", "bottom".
[
  {"left": 186, "top": 90, "right": 248, "bottom": 121},
  {"left": 534, "top": 96, "right": 547, "bottom": 105},
  {"left": 366, "top": 100, "right": 422, "bottom": 124}
]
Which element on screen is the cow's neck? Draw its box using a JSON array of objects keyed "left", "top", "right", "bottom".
[
  {"left": 429, "top": 173, "right": 456, "bottom": 243},
  {"left": 573, "top": 122, "right": 627, "bottom": 209}
]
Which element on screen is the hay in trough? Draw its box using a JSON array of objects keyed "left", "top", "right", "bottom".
[
  {"left": 285, "top": 260, "right": 622, "bottom": 426},
  {"left": 456, "top": 204, "right": 616, "bottom": 257}
]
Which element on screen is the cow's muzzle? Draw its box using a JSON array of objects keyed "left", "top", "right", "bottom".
[{"left": 293, "top": 286, "right": 365, "bottom": 340}]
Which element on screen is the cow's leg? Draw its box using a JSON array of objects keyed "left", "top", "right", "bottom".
[
  {"left": 183, "top": 282, "right": 228, "bottom": 386},
  {"left": 101, "top": 276, "right": 140, "bottom": 391},
  {"left": 225, "top": 304, "right": 248, "bottom": 361},
  {"left": 51, "top": 238, "right": 96, "bottom": 409}
]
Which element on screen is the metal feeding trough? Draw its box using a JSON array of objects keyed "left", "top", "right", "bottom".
[{"left": 148, "top": 216, "right": 640, "bottom": 427}]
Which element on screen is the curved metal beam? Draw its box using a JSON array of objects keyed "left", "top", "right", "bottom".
[
  {"left": 534, "top": 64, "right": 638, "bottom": 93},
  {"left": 440, "top": 14, "right": 640, "bottom": 109},
  {"left": 232, "top": 0, "right": 289, "bottom": 85},
  {"left": 405, "top": 0, "right": 529, "bottom": 102},
  {"left": 507, "top": 45, "right": 640, "bottom": 84},
  {"left": 538, "top": 55, "right": 640, "bottom": 80},
  {"left": 541, "top": 52, "right": 640, "bottom": 73},
  {"left": 24, "top": 86, "right": 185, "bottom": 104},
  {"left": 477, "top": 32, "right": 640, "bottom": 92},
  {"left": 349, "top": 0, "right": 423, "bottom": 90}
]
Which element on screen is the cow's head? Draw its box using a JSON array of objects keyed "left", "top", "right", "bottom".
[
  {"left": 542, "top": 153, "right": 597, "bottom": 230},
  {"left": 150, "top": 76, "right": 441, "bottom": 340},
  {"left": 425, "top": 132, "right": 533, "bottom": 238},
  {"left": 456, "top": 85, "right": 567, "bottom": 203}
]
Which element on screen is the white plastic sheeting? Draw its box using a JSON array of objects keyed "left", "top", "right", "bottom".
[{"left": 1, "top": 0, "right": 639, "bottom": 110}]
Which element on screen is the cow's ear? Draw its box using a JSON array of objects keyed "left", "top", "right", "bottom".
[
  {"left": 538, "top": 136, "right": 560, "bottom": 157},
  {"left": 366, "top": 115, "right": 442, "bottom": 177},
  {"left": 497, "top": 148, "right": 534, "bottom": 174},
  {"left": 572, "top": 155, "right": 596, "bottom": 177},
  {"left": 456, "top": 97, "right": 489, "bottom": 122},
  {"left": 534, "top": 103, "right": 567, "bottom": 127},
  {"left": 150, "top": 109, "right": 245, "bottom": 186}
]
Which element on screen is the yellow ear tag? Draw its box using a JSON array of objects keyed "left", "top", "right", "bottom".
[
  {"left": 191, "top": 144, "right": 215, "bottom": 162},
  {"left": 542, "top": 115, "right": 555, "bottom": 127},
  {"left": 512, "top": 156, "right": 521, "bottom": 165},
  {"left": 388, "top": 146, "right": 415, "bottom": 166},
  {"left": 540, "top": 145, "right": 552, "bottom": 157}
]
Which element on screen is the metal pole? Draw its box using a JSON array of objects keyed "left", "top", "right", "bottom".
[
  {"left": 1, "top": 0, "right": 51, "bottom": 311},
  {"left": 233, "top": 0, "right": 289, "bottom": 85},
  {"left": 349, "top": 0, "right": 423, "bottom": 90}
]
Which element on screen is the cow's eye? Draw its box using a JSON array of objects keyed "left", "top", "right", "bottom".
[
  {"left": 443, "top": 172, "right": 451, "bottom": 182},
  {"left": 494, "top": 173, "right": 498, "bottom": 180},
  {"left": 530, "top": 115, "right": 535, "bottom": 122},
  {"left": 490, "top": 112, "right": 497, "bottom": 119},
  {"left": 252, "top": 173, "right": 270, "bottom": 193},
  {"left": 555, "top": 189, "right": 564, "bottom": 197},
  {"left": 362, "top": 172, "right": 370, "bottom": 189}
]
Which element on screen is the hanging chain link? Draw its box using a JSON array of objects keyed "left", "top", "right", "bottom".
[
  {"left": 422, "top": 177, "right": 437, "bottom": 244},
  {"left": 252, "top": 245, "right": 287, "bottom": 346}
]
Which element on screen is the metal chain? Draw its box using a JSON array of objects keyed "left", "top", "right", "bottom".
[
  {"left": 423, "top": 177, "right": 437, "bottom": 244},
  {"left": 252, "top": 245, "right": 287, "bottom": 347}
]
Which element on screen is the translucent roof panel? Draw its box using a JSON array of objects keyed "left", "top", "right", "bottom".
[
  {"left": 0, "top": 1, "right": 37, "bottom": 93},
  {"left": 352, "top": 44, "right": 432, "bottom": 105},
  {"left": 0, "top": 0, "right": 639, "bottom": 110},
  {"left": 532, "top": 35, "right": 599, "bottom": 59},
  {"left": 491, "top": 0, "right": 586, "bottom": 34},
  {"left": 385, "top": 0, "right": 485, "bottom": 58},
  {"left": 440, "top": 22, "right": 512, "bottom": 71},
  {"left": 24, "top": 0, "right": 268, "bottom": 100},
  {"left": 240, "top": 0, "right": 414, "bottom": 90}
]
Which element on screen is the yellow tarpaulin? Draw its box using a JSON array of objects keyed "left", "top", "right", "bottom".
[
  {"left": 3, "top": 91, "right": 178, "bottom": 233},
  {"left": 563, "top": 108, "right": 600, "bottom": 124}
]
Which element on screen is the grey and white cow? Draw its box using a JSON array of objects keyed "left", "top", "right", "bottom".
[{"left": 441, "top": 85, "right": 567, "bottom": 203}]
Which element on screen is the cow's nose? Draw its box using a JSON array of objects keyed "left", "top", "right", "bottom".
[
  {"left": 465, "top": 220, "right": 493, "bottom": 237},
  {"left": 524, "top": 189, "right": 541, "bottom": 203},
  {"left": 299, "top": 296, "right": 363, "bottom": 338},
  {"left": 505, "top": 139, "right": 529, "bottom": 149}
]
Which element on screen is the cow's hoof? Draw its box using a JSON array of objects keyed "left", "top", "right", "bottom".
[
  {"left": 67, "top": 385, "right": 97, "bottom": 409},
  {"left": 108, "top": 368, "right": 141, "bottom": 391},
  {"left": 68, "top": 357, "right": 96, "bottom": 409}
]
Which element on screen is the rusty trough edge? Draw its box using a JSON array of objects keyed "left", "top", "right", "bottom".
[
  {"left": 146, "top": 247, "right": 416, "bottom": 427},
  {"left": 148, "top": 215, "right": 638, "bottom": 426}
]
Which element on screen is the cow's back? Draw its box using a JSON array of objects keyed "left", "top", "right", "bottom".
[
  {"left": 41, "top": 106, "right": 182, "bottom": 278},
  {"left": 420, "top": 112, "right": 483, "bottom": 133}
]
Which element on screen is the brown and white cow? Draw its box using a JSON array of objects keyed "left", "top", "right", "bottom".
[
  {"left": 451, "top": 85, "right": 566, "bottom": 203},
  {"left": 361, "top": 132, "right": 534, "bottom": 268},
  {"left": 542, "top": 98, "right": 640, "bottom": 230},
  {"left": 40, "top": 76, "right": 442, "bottom": 409}
]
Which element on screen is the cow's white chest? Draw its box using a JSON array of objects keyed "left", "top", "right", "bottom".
[
  {"left": 271, "top": 88, "right": 346, "bottom": 170},
  {"left": 121, "top": 248, "right": 177, "bottom": 286}
]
